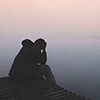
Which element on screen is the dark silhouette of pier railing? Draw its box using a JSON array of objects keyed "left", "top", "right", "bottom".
[{"left": 0, "top": 77, "right": 90, "bottom": 100}]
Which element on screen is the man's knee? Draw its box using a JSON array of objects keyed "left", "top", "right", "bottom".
[
  {"left": 41, "top": 64, "right": 49, "bottom": 68},
  {"left": 45, "top": 64, "right": 51, "bottom": 71},
  {"left": 40, "top": 64, "right": 51, "bottom": 72}
]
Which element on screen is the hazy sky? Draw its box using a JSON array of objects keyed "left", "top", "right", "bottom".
[
  {"left": 0, "top": 0, "right": 100, "bottom": 41},
  {"left": 0, "top": 2, "right": 100, "bottom": 99}
]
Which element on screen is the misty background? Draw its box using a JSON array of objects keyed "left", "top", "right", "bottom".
[
  {"left": 0, "top": 0, "right": 100, "bottom": 100},
  {"left": 1, "top": 39, "right": 100, "bottom": 100}
]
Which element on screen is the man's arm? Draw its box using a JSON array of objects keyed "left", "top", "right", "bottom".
[
  {"left": 36, "top": 49, "right": 47, "bottom": 65},
  {"left": 36, "top": 42, "right": 47, "bottom": 65}
]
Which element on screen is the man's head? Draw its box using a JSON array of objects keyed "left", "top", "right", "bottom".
[{"left": 34, "top": 38, "right": 47, "bottom": 50}]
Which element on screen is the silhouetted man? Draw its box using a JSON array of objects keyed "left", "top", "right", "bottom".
[{"left": 9, "top": 38, "right": 56, "bottom": 84}]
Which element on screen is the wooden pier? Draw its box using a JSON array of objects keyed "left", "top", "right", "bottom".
[{"left": 0, "top": 77, "right": 90, "bottom": 100}]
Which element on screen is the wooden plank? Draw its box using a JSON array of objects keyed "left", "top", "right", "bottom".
[{"left": 0, "top": 77, "right": 90, "bottom": 100}]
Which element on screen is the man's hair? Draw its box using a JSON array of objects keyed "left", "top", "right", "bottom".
[{"left": 34, "top": 38, "right": 46, "bottom": 44}]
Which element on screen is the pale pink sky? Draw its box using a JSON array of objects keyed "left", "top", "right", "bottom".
[{"left": 0, "top": 0, "right": 100, "bottom": 41}]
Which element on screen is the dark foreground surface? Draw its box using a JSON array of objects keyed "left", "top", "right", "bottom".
[{"left": 0, "top": 77, "right": 90, "bottom": 100}]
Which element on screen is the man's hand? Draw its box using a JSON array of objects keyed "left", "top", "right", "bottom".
[{"left": 42, "top": 42, "right": 47, "bottom": 51}]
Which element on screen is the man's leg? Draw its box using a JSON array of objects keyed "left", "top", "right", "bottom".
[{"left": 36, "top": 65, "right": 56, "bottom": 84}]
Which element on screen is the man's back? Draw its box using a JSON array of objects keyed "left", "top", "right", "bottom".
[
  {"left": 9, "top": 39, "right": 47, "bottom": 80},
  {"left": 9, "top": 38, "right": 56, "bottom": 84}
]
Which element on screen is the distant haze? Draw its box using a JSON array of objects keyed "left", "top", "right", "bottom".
[
  {"left": 0, "top": 1, "right": 100, "bottom": 100},
  {"left": 0, "top": 0, "right": 100, "bottom": 41}
]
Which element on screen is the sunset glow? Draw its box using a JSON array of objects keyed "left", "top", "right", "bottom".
[
  {"left": 0, "top": 0, "right": 100, "bottom": 41},
  {"left": 0, "top": 1, "right": 100, "bottom": 99}
]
